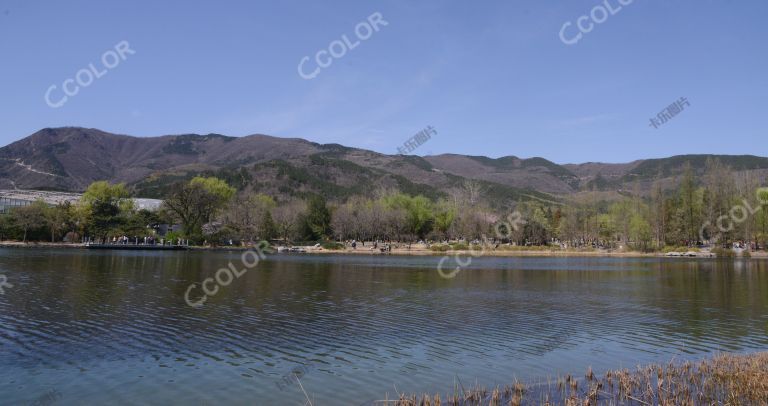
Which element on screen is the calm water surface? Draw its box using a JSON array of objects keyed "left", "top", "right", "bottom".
[{"left": 1, "top": 249, "right": 767, "bottom": 405}]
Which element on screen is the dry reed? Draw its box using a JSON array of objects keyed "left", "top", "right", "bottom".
[{"left": 373, "top": 352, "right": 768, "bottom": 405}]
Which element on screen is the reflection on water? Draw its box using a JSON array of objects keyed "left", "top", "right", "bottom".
[{"left": 1, "top": 249, "right": 767, "bottom": 404}]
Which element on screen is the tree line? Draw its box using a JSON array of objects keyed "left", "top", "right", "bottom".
[
  {"left": 0, "top": 182, "right": 161, "bottom": 243},
  {"left": 2, "top": 159, "right": 767, "bottom": 251}
]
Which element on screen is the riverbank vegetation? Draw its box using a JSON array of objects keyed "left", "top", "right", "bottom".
[
  {"left": 380, "top": 352, "right": 768, "bottom": 405},
  {"left": 0, "top": 181, "right": 162, "bottom": 243},
  {"left": 1, "top": 159, "right": 767, "bottom": 252}
]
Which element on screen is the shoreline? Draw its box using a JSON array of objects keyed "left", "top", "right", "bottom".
[{"left": 2, "top": 241, "right": 766, "bottom": 258}]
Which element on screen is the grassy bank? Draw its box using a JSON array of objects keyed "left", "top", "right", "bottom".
[{"left": 377, "top": 352, "right": 768, "bottom": 405}]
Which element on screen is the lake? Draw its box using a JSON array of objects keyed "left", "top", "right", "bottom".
[{"left": 1, "top": 249, "right": 766, "bottom": 405}]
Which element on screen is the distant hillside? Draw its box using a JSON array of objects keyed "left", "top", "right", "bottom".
[
  {"left": 425, "top": 154, "right": 580, "bottom": 193},
  {"left": 0, "top": 128, "right": 555, "bottom": 209},
  {"left": 1, "top": 127, "right": 767, "bottom": 204}
]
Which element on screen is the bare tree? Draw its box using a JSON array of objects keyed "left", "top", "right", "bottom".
[
  {"left": 462, "top": 180, "right": 483, "bottom": 207},
  {"left": 330, "top": 204, "right": 355, "bottom": 241},
  {"left": 272, "top": 200, "right": 306, "bottom": 243},
  {"left": 222, "top": 193, "right": 276, "bottom": 241}
]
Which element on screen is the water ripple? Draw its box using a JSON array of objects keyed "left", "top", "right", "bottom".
[{"left": 0, "top": 250, "right": 766, "bottom": 404}]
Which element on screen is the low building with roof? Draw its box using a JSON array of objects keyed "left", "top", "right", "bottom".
[
  {"left": 0, "top": 189, "right": 164, "bottom": 214},
  {"left": 0, "top": 190, "right": 82, "bottom": 214}
]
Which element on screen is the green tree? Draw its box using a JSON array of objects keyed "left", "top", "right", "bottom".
[
  {"left": 382, "top": 193, "right": 434, "bottom": 239},
  {"left": 757, "top": 188, "right": 768, "bottom": 249},
  {"left": 679, "top": 164, "right": 703, "bottom": 244},
  {"left": 629, "top": 213, "right": 653, "bottom": 251},
  {"left": 11, "top": 200, "right": 48, "bottom": 242},
  {"left": 300, "top": 195, "right": 331, "bottom": 240},
  {"left": 432, "top": 199, "right": 456, "bottom": 239},
  {"left": 608, "top": 200, "right": 632, "bottom": 244},
  {"left": 44, "top": 202, "right": 74, "bottom": 242},
  {"left": 557, "top": 205, "right": 581, "bottom": 246},
  {"left": 81, "top": 181, "right": 130, "bottom": 241},
  {"left": 0, "top": 215, "right": 16, "bottom": 241},
  {"left": 71, "top": 200, "right": 92, "bottom": 240},
  {"left": 122, "top": 209, "right": 162, "bottom": 237},
  {"left": 402, "top": 195, "right": 433, "bottom": 239},
  {"left": 531, "top": 206, "right": 552, "bottom": 237},
  {"left": 650, "top": 181, "right": 666, "bottom": 248},
  {"left": 596, "top": 213, "right": 616, "bottom": 244},
  {"left": 261, "top": 209, "right": 277, "bottom": 240},
  {"left": 163, "top": 177, "right": 236, "bottom": 239},
  {"left": 703, "top": 158, "right": 736, "bottom": 245}
]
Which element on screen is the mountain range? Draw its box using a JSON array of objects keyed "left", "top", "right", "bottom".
[{"left": 2, "top": 127, "right": 767, "bottom": 208}]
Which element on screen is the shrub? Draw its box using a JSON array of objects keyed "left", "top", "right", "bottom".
[
  {"left": 165, "top": 231, "right": 183, "bottom": 243},
  {"left": 429, "top": 244, "right": 450, "bottom": 252},
  {"left": 450, "top": 243, "right": 469, "bottom": 251},
  {"left": 661, "top": 245, "right": 700, "bottom": 253},
  {"left": 712, "top": 247, "right": 736, "bottom": 258},
  {"left": 496, "top": 245, "right": 550, "bottom": 251},
  {"left": 321, "top": 241, "right": 345, "bottom": 250}
]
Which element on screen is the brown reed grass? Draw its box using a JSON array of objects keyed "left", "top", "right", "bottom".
[{"left": 374, "top": 352, "right": 768, "bottom": 405}]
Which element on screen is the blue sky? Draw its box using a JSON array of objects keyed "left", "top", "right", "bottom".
[{"left": 0, "top": 0, "right": 766, "bottom": 163}]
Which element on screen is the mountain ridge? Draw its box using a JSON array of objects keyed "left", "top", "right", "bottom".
[{"left": 2, "top": 128, "right": 767, "bottom": 207}]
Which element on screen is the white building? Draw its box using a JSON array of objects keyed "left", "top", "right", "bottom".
[
  {"left": 0, "top": 190, "right": 82, "bottom": 214},
  {"left": 0, "top": 190, "right": 163, "bottom": 214}
]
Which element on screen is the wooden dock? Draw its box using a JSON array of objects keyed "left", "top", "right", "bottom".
[{"left": 85, "top": 244, "right": 189, "bottom": 251}]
